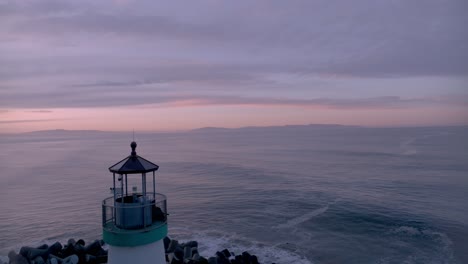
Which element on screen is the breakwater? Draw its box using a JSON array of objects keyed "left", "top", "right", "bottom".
[
  {"left": 6, "top": 239, "right": 107, "bottom": 264},
  {"left": 163, "top": 236, "right": 263, "bottom": 264},
  {"left": 4, "top": 237, "right": 268, "bottom": 264}
]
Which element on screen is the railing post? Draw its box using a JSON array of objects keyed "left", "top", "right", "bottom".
[
  {"left": 142, "top": 195, "right": 146, "bottom": 228},
  {"left": 102, "top": 204, "right": 105, "bottom": 227}
]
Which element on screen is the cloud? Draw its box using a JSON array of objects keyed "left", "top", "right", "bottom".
[
  {"left": 154, "top": 95, "right": 468, "bottom": 110},
  {"left": 27, "top": 110, "right": 53, "bottom": 113},
  {"left": 1, "top": 0, "right": 467, "bottom": 79},
  {"left": 0, "top": 119, "right": 59, "bottom": 124},
  {"left": 1, "top": 86, "right": 465, "bottom": 109},
  {"left": 0, "top": 0, "right": 467, "bottom": 122},
  {"left": 64, "top": 63, "right": 262, "bottom": 87}
]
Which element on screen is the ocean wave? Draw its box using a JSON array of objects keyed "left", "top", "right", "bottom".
[
  {"left": 399, "top": 132, "right": 451, "bottom": 156},
  {"left": 170, "top": 230, "right": 313, "bottom": 264},
  {"left": 387, "top": 225, "right": 456, "bottom": 264},
  {"left": 391, "top": 226, "right": 422, "bottom": 236},
  {"left": 275, "top": 205, "right": 330, "bottom": 229},
  {"left": 400, "top": 138, "right": 418, "bottom": 155}
]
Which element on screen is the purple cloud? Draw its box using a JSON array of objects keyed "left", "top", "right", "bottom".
[
  {"left": 0, "top": 0, "right": 466, "bottom": 117},
  {"left": 0, "top": 119, "right": 59, "bottom": 124}
]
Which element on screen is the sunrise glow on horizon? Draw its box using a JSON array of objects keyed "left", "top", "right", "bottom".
[
  {"left": 1, "top": 1, "right": 467, "bottom": 133},
  {"left": 2, "top": 102, "right": 467, "bottom": 133}
]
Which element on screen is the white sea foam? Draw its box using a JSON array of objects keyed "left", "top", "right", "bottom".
[
  {"left": 275, "top": 205, "right": 329, "bottom": 229},
  {"left": 173, "top": 231, "right": 313, "bottom": 264},
  {"left": 399, "top": 132, "right": 451, "bottom": 156},
  {"left": 421, "top": 230, "right": 454, "bottom": 251},
  {"left": 391, "top": 225, "right": 454, "bottom": 248},
  {"left": 392, "top": 226, "right": 421, "bottom": 235},
  {"left": 374, "top": 257, "right": 391, "bottom": 264},
  {"left": 400, "top": 138, "right": 418, "bottom": 155},
  {"left": 389, "top": 226, "right": 456, "bottom": 264}
]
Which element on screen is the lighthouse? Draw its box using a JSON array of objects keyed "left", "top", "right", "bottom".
[{"left": 102, "top": 141, "right": 168, "bottom": 264}]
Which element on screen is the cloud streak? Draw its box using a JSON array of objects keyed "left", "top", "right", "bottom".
[
  {"left": 152, "top": 95, "right": 468, "bottom": 110},
  {"left": 0, "top": 119, "right": 60, "bottom": 124},
  {"left": 1, "top": 0, "right": 467, "bottom": 78},
  {"left": 2, "top": 88, "right": 466, "bottom": 110},
  {"left": 27, "top": 110, "right": 53, "bottom": 113},
  {"left": 0, "top": 0, "right": 467, "bottom": 130}
]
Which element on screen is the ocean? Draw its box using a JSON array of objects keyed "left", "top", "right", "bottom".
[{"left": 1, "top": 125, "right": 467, "bottom": 264}]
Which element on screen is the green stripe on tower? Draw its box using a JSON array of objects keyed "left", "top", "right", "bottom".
[{"left": 103, "top": 224, "right": 168, "bottom": 247}]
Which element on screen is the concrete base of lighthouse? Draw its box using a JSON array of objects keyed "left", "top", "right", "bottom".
[{"left": 108, "top": 240, "right": 165, "bottom": 264}]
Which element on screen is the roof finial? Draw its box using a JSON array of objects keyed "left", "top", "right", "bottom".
[{"left": 131, "top": 141, "right": 137, "bottom": 156}]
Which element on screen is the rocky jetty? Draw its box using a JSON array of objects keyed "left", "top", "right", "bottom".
[
  {"left": 7, "top": 239, "right": 107, "bottom": 264},
  {"left": 5, "top": 237, "right": 270, "bottom": 264},
  {"left": 164, "top": 237, "right": 266, "bottom": 264}
]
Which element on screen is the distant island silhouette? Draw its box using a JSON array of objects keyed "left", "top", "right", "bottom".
[{"left": 2, "top": 124, "right": 467, "bottom": 135}]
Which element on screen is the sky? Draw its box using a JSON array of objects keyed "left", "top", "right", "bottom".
[{"left": 0, "top": 0, "right": 467, "bottom": 133}]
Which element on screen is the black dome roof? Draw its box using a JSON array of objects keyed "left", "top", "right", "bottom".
[{"left": 108, "top": 141, "right": 159, "bottom": 174}]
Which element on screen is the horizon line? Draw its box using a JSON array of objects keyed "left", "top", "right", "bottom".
[{"left": 2, "top": 123, "right": 468, "bottom": 135}]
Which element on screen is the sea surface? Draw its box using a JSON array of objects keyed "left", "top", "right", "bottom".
[{"left": 1, "top": 125, "right": 467, "bottom": 264}]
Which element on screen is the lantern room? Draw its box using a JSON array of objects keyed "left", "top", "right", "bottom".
[{"left": 102, "top": 141, "right": 168, "bottom": 253}]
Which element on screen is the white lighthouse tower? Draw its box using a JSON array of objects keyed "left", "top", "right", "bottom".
[{"left": 102, "top": 141, "right": 168, "bottom": 264}]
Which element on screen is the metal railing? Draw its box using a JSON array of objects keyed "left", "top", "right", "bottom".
[{"left": 102, "top": 192, "right": 167, "bottom": 232}]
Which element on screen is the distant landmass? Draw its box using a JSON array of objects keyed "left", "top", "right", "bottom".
[
  {"left": 190, "top": 124, "right": 359, "bottom": 133},
  {"left": 2, "top": 124, "right": 466, "bottom": 136}
]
